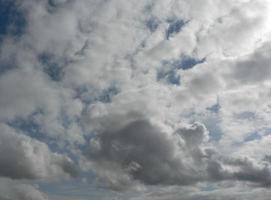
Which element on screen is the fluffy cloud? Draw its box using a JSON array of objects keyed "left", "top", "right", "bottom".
[
  {"left": 84, "top": 119, "right": 206, "bottom": 189},
  {"left": 1, "top": 0, "right": 271, "bottom": 199},
  {"left": 229, "top": 44, "right": 271, "bottom": 84},
  {"left": 0, "top": 67, "right": 60, "bottom": 121},
  {"left": 83, "top": 112, "right": 271, "bottom": 190},
  {"left": 0, "top": 123, "right": 77, "bottom": 180}
]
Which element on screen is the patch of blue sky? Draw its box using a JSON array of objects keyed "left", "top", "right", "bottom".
[
  {"left": 146, "top": 17, "right": 160, "bottom": 32},
  {"left": 205, "top": 100, "right": 223, "bottom": 142},
  {"left": 244, "top": 132, "right": 262, "bottom": 142},
  {"left": 40, "top": 180, "right": 97, "bottom": 199},
  {"left": 184, "top": 116, "right": 223, "bottom": 143},
  {"left": 200, "top": 183, "right": 217, "bottom": 192},
  {"left": 208, "top": 126, "right": 223, "bottom": 142},
  {"left": 98, "top": 86, "right": 120, "bottom": 103},
  {"left": 241, "top": 127, "right": 271, "bottom": 143},
  {"left": 166, "top": 19, "right": 187, "bottom": 40},
  {"left": 75, "top": 84, "right": 120, "bottom": 105},
  {"left": 172, "top": 56, "right": 206, "bottom": 70},
  {"left": 207, "top": 97, "right": 221, "bottom": 114},
  {"left": 74, "top": 85, "right": 88, "bottom": 99},
  {"left": 39, "top": 53, "right": 65, "bottom": 82},
  {"left": 263, "top": 128, "right": 271, "bottom": 136},
  {"left": 39, "top": 175, "right": 128, "bottom": 200},
  {"left": 204, "top": 117, "right": 223, "bottom": 142},
  {"left": 184, "top": 104, "right": 223, "bottom": 142},
  {"left": 60, "top": 107, "right": 81, "bottom": 130},
  {"left": 232, "top": 129, "right": 271, "bottom": 148},
  {"left": 7, "top": 109, "right": 78, "bottom": 160},
  {"left": 0, "top": 1, "right": 26, "bottom": 75},
  {"left": 207, "top": 103, "right": 221, "bottom": 114},
  {"left": 7, "top": 110, "right": 47, "bottom": 141},
  {"left": 158, "top": 56, "right": 205, "bottom": 85},
  {"left": 0, "top": 0, "right": 26, "bottom": 39},
  {"left": 234, "top": 111, "right": 256, "bottom": 120},
  {"left": 6, "top": 111, "right": 73, "bottom": 154},
  {"left": 157, "top": 68, "right": 180, "bottom": 85}
]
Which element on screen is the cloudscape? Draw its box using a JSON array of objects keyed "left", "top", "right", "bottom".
[{"left": 1, "top": 0, "right": 271, "bottom": 199}]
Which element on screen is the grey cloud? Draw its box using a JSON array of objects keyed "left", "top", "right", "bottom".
[
  {"left": 0, "top": 67, "right": 60, "bottom": 121},
  {"left": 1, "top": 0, "right": 271, "bottom": 199},
  {"left": 263, "top": 155, "right": 271, "bottom": 163},
  {"left": 223, "top": 157, "right": 271, "bottom": 187},
  {"left": 85, "top": 118, "right": 207, "bottom": 189},
  {"left": 178, "top": 122, "right": 207, "bottom": 146},
  {"left": 132, "top": 185, "right": 271, "bottom": 200},
  {"left": 229, "top": 44, "right": 271, "bottom": 84},
  {"left": 0, "top": 178, "right": 47, "bottom": 200},
  {"left": 0, "top": 123, "right": 77, "bottom": 180},
  {"left": 84, "top": 114, "right": 271, "bottom": 190}
]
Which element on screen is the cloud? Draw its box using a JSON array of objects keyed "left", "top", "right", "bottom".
[
  {"left": 0, "top": 67, "right": 60, "bottom": 121},
  {"left": 228, "top": 44, "right": 271, "bottom": 84},
  {"left": 85, "top": 119, "right": 203, "bottom": 188},
  {"left": 131, "top": 184, "right": 271, "bottom": 200},
  {"left": 0, "top": 123, "right": 77, "bottom": 180},
  {"left": 83, "top": 112, "right": 271, "bottom": 190},
  {"left": 1, "top": 0, "right": 271, "bottom": 199},
  {"left": 0, "top": 178, "right": 48, "bottom": 200}
]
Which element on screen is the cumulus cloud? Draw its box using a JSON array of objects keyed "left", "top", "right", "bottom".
[
  {"left": 1, "top": 0, "right": 271, "bottom": 199},
  {"left": 0, "top": 123, "right": 77, "bottom": 180},
  {"left": 229, "top": 44, "right": 271, "bottom": 84},
  {"left": 83, "top": 112, "right": 271, "bottom": 190},
  {"left": 85, "top": 119, "right": 202, "bottom": 188}
]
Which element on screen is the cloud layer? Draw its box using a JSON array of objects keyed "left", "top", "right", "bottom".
[
  {"left": 0, "top": 178, "right": 47, "bottom": 200},
  {"left": 1, "top": 0, "right": 271, "bottom": 199}
]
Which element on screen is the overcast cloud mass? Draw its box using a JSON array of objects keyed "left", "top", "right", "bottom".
[{"left": 1, "top": 0, "right": 271, "bottom": 199}]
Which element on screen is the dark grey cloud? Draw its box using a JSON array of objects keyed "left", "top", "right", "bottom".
[
  {"left": 84, "top": 115, "right": 271, "bottom": 190},
  {"left": 85, "top": 119, "right": 206, "bottom": 189},
  {"left": 222, "top": 157, "right": 271, "bottom": 187}
]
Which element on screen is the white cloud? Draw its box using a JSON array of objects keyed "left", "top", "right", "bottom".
[
  {"left": 1, "top": 0, "right": 271, "bottom": 199},
  {"left": 0, "top": 123, "right": 77, "bottom": 180}
]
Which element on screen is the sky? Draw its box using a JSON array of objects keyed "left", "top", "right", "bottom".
[{"left": 0, "top": 0, "right": 271, "bottom": 199}]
